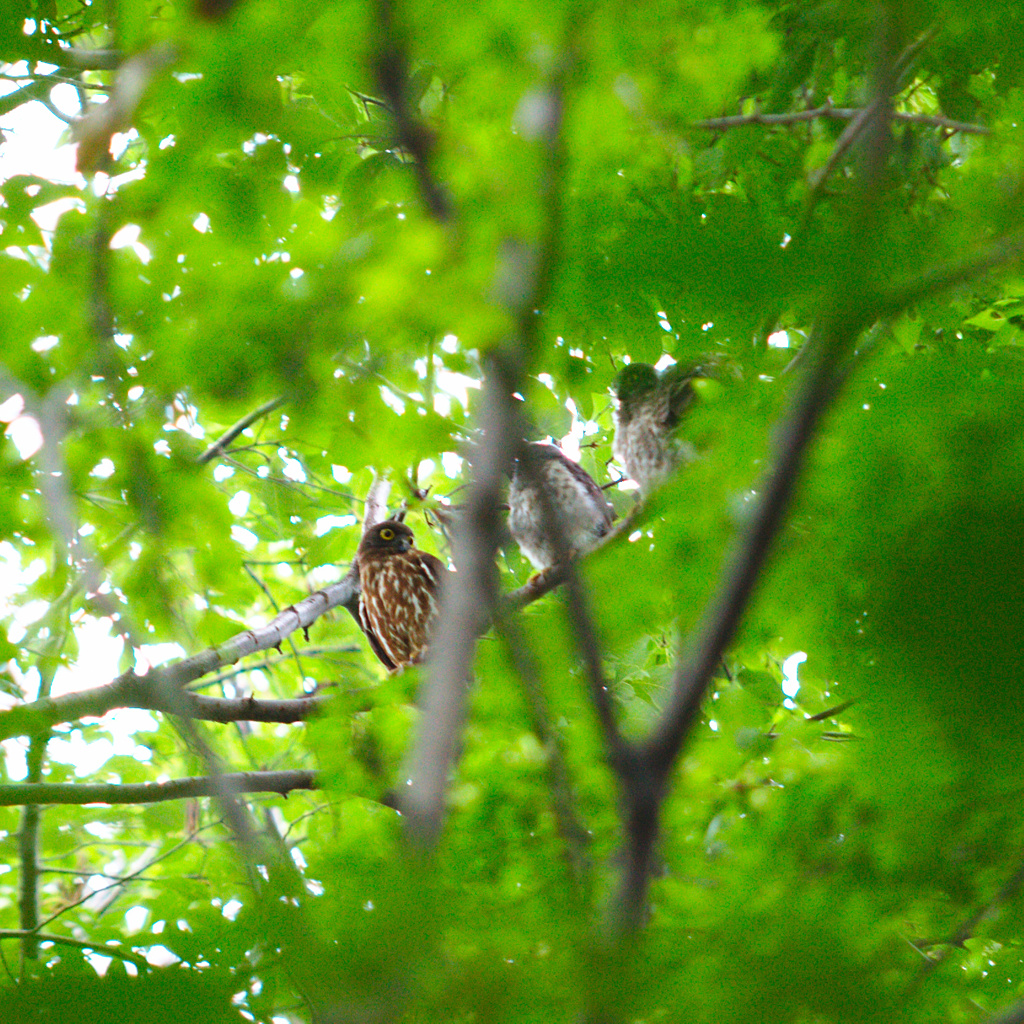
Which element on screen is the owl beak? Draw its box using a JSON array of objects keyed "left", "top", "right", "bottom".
[{"left": 396, "top": 536, "right": 411, "bottom": 552}]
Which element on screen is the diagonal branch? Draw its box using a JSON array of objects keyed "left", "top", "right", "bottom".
[
  {"left": 0, "top": 578, "right": 358, "bottom": 742},
  {"left": 604, "top": 16, "right": 906, "bottom": 939},
  {"left": 197, "top": 396, "right": 287, "bottom": 465},
  {"left": 0, "top": 77, "right": 55, "bottom": 118},
  {"left": 980, "top": 998, "right": 1024, "bottom": 1024},
  {"left": 647, "top": 320, "right": 858, "bottom": 773},
  {"left": 0, "top": 482, "right": 627, "bottom": 745}
]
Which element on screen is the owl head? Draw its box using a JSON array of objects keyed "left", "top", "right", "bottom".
[
  {"left": 358, "top": 520, "right": 415, "bottom": 555},
  {"left": 612, "top": 362, "right": 659, "bottom": 416},
  {"left": 510, "top": 441, "right": 563, "bottom": 482}
]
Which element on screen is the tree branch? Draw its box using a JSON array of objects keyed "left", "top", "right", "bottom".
[
  {"left": 0, "top": 500, "right": 628, "bottom": 745},
  {"left": 0, "top": 931, "right": 149, "bottom": 970},
  {"left": 0, "top": 77, "right": 54, "bottom": 118},
  {"left": 649, "top": 325, "right": 858, "bottom": 769},
  {"left": 18, "top": 735, "right": 45, "bottom": 964},
  {"left": 0, "top": 770, "right": 317, "bottom": 806},
  {"left": 653, "top": 108, "right": 895, "bottom": 763},
  {"left": 981, "top": 998, "right": 1024, "bottom": 1024},
  {"left": 501, "top": 511, "right": 638, "bottom": 609},
  {"left": 912, "top": 847, "right": 1024, "bottom": 985},
  {"left": 602, "top": 18, "right": 906, "bottom": 937},
  {"left": 398, "top": 13, "right": 583, "bottom": 849},
  {"left": 0, "top": 578, "right": 358, "bottom": 741},
  {"left": 400, "top": 362, "right": 511, "bottom": 848},
  {"left": 691, "top": 102, "right": 989, "bottom": 136},
  {"left": 18, "top": 655, "right": 59, "bottom": 966},
  {"left": 197, "top": 396, "right": 287, "bottom": 465},
  {"left": 363, "top": 473, "right": 392, "bottom": 531},
  {"left": 373, "top": 0, "right": 452, "bottom": 221}
]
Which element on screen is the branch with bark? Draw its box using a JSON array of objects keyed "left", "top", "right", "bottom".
[
  {"left": 0, "top": 464, "right": 618, "bottom": 744},
  {"left": 398, "top": 18, "right": 580, "bottom": 847},
  {"left": 0, "top": 770, "right": 317, "bottom": 806},
  {"left": 373, "top": 0, "right": 452, "bottom": 221},
  {"left": 0, "top": 579, "right": 356, "bottom": 742}
]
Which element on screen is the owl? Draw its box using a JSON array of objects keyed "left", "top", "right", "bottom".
[
  {"left": 611, "top": 361, "right": 701, "bottom": 495},
  {"left": 509, "top": 442, "right": 615, "bottom": 571},
  {"left": 354, "top": 520, "right": 446, "bottom": 670}
]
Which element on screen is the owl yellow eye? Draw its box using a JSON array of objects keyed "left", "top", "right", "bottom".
[{"left": 380, "top": 527, "right": 395, "bottom": 541}]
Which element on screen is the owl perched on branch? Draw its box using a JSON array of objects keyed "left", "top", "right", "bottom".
[
  {"left": 354, "top": 520, "right": 446, "bottom": 670},
  {"left": 508, "top": 442, "right": 615, "bottom": 571},
  {"left": 612, "top": 361, "right": 702, "bottom": 495}
]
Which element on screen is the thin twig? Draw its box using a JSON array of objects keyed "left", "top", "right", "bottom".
[
  {"left": 692, "top": 103, "right": 988, "bottom": 135},
  {"left": 0, "top": 931, "right": 149, "bottom": 970},
  {"left": 35, "top": 821, "right": 226, "bottom": 934},
  {"left": 197, "top": 396, "right": 287, "bottom": 464}
]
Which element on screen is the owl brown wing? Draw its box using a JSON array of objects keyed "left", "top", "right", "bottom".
[
  {"left": 415, "top": 550, "right": 447, "bottom": 591},
  {"left": 660, "top": 364, "right": 701, "bottom": 430},
  {"left": 405, "top": 550, "right": 447, "bottom": 665},
  {"left": 361, "top": 617, "right": 400, "bottom": 671},
  {"left": 360, "top": 548, "right": 447, "bottom": 669},
  {"left": 558, "top": 454, "right": 615, "bottom": 529},
  {"left": 342, "top": 564, "right": 399, "bottom": 671}
]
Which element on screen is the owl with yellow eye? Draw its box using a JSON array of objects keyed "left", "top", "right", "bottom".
[{"left": 353, "top": 520, "right": 447, "bottom": 670}]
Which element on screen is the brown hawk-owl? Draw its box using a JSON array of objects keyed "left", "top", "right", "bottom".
[
  {"left": 354, "top": 520, "right": 446, "bottom": 670},
  {"left": 508, "top": 442, "right": 615, "bottom": 571},
  {"left": 612, "top": 361, "right": 701, "bottom": 495}
]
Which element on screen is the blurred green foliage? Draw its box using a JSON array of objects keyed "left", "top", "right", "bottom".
[{"left": 2, "top": 0, "right": 1024, "bottom": 1021}]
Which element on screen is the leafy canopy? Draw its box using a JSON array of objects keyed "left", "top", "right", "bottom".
[{"left": 2, "top": 1, "right": 1024, "bottom": 1022}]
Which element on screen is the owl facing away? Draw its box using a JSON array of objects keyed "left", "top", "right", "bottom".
[{"left": 509, "top": 442, "right": 615, "bottom": 571}]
